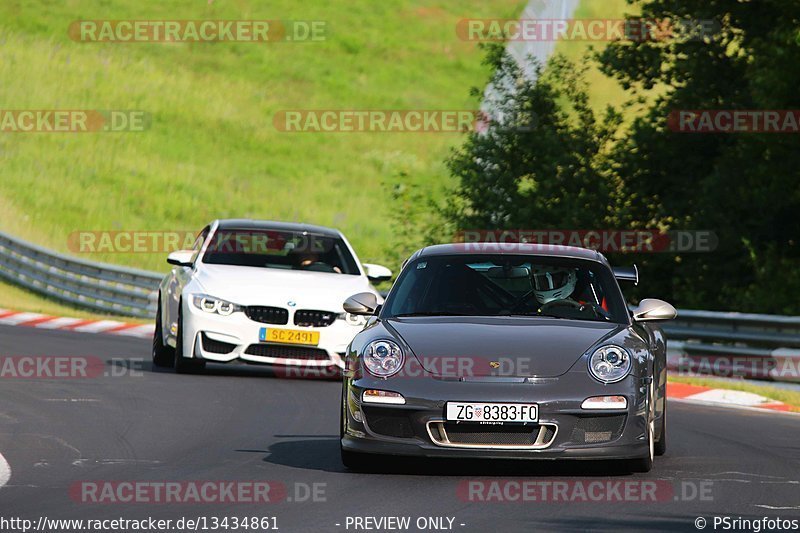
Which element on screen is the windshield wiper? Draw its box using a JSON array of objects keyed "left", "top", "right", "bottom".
[
  {"left": 499, "top": 312, "right": 570, "bottom": 319},
  {"left": 504, "top": 313, "right": 610, "bottom": 322},
  {"left": 393, "top": 312, "right": 470, "bottom": 317}
]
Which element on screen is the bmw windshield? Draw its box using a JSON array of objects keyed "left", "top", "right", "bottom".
[
  {"left": 382, "top": 254, "right": 628, "bottom": 323},
  {"left": 202, "top": 228, "right": 360, "bottom": 275}
]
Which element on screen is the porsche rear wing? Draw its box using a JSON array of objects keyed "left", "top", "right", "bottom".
[{"left": 612, "top": 265, "right": 639, "bottom": 286}]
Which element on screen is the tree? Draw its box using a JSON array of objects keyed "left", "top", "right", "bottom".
[
  {"left": 444, "top": 44, "right": 621, "bottom": 233},
  {"left": 599, "top": 0, "right": 800, "bottom": 312}
]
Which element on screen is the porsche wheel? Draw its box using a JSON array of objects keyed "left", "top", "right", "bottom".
[
  {"left": 655, "top": 402, "right": 667, "bottom": 456},
  {"left": 629, "top": 416, "right": 655, "bottom": 473}
]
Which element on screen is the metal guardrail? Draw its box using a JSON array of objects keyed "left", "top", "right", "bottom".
[
  {"left": 0, "top": 228, "right": 798, "bottom": 382},
  {"left": 0, "top": 231, "right": 162, "bottom": 318},
  {"left": 663, "top": 311, "right": 800, "bottom": 382}
]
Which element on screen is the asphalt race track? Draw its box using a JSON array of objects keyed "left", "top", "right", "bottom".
[{"left": 0, "top": 324, "right": 798, "bottom": 532}]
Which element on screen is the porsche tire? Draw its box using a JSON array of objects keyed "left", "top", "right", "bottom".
[{"left": 654, "top": 404, "right": 667, "bottom": 456}]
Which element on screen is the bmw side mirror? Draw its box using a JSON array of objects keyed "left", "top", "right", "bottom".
[
  {"left": 632, "top": 298, "right": 677, "bottom": 322},
  {"left": 343, "top": 292, "right": 378, "bottom": 316},
  {"left": 363, "top": 263, "right": 393, "bottom": 283},
  {"left": 167, "top": 250, "right": 194, "bottom": 267}
]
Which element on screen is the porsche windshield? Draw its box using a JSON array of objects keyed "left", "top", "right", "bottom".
[
  {"left": 383, "top": 255, "right": 628, "bottom": 323},
  {"left": 202, "top": 229, "right": 360, "bottom": 275}
]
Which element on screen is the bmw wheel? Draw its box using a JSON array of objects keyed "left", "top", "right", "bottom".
[
  {"left": 152, "top": 297, "right": 175, "bottom": 368},
  {"left": 173, "top": 302, "right": 206, "bottom": 374}
]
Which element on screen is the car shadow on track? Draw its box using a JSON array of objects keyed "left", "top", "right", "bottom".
[
  {"left": 146, "top": 361, "right": 341, "bottom": 381},
  {"left": 259, "top": 438, "right": 638, "bottom": 477}
]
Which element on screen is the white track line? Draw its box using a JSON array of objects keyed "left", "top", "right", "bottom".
[{"left": 0, "top": 450, "right": 10, "bottom": 489}]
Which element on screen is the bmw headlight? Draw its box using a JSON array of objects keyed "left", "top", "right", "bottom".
[
  {"left": 363, "top": 340, "right": 404, "bottom": 378},
  {"left": 588, "top": 345, "right": 631, "bottom": 383},
  {"left": 191, "top": 294, "right": 243, "bottom": 316}
]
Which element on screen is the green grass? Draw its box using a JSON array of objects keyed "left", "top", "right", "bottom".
[
  {"left": 553, "top": 0, "right": 665, "bottom": 122},
  {"left": 0, "top": 0, "right": 527, "bottom": 279},
  {"left": 669, "top": 375, "right": 800, "bottom": 412},
  {"left": 555, "top": 0, "right": 633, "bottom": 113},
  {"left": 0, "top": 0, "right": 651, "bottom": 318}
]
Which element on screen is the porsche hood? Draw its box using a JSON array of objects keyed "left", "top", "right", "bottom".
[{"left": 385, "top": 316, "right": 626, "bottom": 378}]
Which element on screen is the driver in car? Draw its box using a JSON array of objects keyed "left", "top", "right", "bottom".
[
  {"left": 295, "top": 252, "right": 342, "bottom": 274},
  {"left": 532, "top": 266, "right": 578, "bottom": 305},
  {"left": 530, "top": 266, "right": 607, "bottom": 319}
]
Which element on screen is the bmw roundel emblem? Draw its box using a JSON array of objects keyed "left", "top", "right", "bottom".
[{"left": 287, "top": 300, "right": 297, "bottom": 307}]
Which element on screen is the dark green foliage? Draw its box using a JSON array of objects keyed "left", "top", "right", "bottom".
[
  {"left": 444, "top": 3, "right": 800, "bottom": 313},
  {"left": 445, "top": 43, "right": 621, "bottom": 231}
]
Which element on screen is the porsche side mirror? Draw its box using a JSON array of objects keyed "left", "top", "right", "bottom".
[
  {"left": 363, "top": 263, "right": 393, "bottom": 283},
  {"left": 167, "top": 250, "right": 194, "bottom": 267},
  {"left": 343, "top": 292, "right": 378, "bottom": 316},
  {"left": 632, "top": 298, "right": 677, "bottom": 322}
]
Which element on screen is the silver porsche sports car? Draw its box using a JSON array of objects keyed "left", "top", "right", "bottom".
[{"left": 339, "top": 243, "right": 677, "bottom": 472}]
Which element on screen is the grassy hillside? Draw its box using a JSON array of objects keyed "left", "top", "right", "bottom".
[
  {"left": 555, "top": 0, "right": 633, "bottom": 112},
  {"left": 0, "top": 0, "right": 526, "bottom": 280},
  {"left": 0, "top": 0, "right": 645, "bottom": 318}
]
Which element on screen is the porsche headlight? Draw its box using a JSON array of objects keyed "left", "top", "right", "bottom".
[
  {"left": 588, "top": 345, "right": 631, "bottom": 383},
  {"left": 363, "top": 340, "right": 404, "bottom": 378},
  {"left": 191, "top": 294, "right": 243, "bottom": 316}
]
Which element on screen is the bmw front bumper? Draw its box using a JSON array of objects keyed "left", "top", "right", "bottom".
[{"left": 182, "top": 301, "right": 363, "bottom": 370}]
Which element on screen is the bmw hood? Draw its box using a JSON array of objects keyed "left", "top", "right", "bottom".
[
  {"left": 385, "top": 317, "right": 626, "bottom": 378},
  {"left": 193, "top": 264, "right": 375, "bottom": 311}
]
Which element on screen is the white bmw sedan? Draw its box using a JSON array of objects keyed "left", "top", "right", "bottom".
[{"left": 152, "top": 219, "right": 391, "bottom": 374}]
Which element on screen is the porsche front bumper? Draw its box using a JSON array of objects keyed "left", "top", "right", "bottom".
[{"left": 341, "top": 372, "right": 654, "bottom": 461}]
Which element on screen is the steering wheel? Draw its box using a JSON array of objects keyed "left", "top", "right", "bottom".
[
  {"left": 540, "top": 299, "right": 584, "bottom": 312},
  {"left": 541, "top": 298, "right": 609, "bottom": 319},
  {"left": 508, "top": 289, "right": 538, "bottom": 312},
  {"left": 509, "top": 291, "right": 582, "bottom": 313}
]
